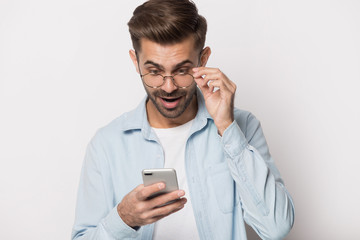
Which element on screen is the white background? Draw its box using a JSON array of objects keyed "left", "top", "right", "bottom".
[{"left": 0, "top": 0, "right": 359, "bottom": 239}]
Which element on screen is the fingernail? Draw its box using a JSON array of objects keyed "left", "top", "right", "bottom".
[
  {"left": 178, "top": 190, "right": 185, "bottom": 197},
  {"left": 158, "top": 183, "right": 165, "bottom": 189},
  {"left": 192, "top": 68, "right": 198, "bottom": 72}
]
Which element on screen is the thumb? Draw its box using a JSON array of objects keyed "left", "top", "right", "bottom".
[{"left": 194, "top": 76, "right": 210, "bottom": 94}]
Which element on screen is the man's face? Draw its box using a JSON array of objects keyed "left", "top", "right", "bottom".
[{"left": 133, "top": 38, "right": 201, "bottom": 119}]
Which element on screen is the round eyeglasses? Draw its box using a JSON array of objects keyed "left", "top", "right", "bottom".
[{"left": 140, "top": 72, "right": 195, "bottom": 89}]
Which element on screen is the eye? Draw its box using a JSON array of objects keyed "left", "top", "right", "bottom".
[
  {"left": 149, "top": 69, "right": 160, "bottom": 75},
  {"left": 176, "top": 68, "right": 189, "bottom": 75}
]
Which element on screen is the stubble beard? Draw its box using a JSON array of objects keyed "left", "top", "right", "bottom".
[{"left": 145, "top": 84, "right": 197, "bottom": 119}]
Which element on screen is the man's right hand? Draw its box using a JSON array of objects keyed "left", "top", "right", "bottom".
[{"left": 117, "top": 182, "right": 187, "bottom": 228}]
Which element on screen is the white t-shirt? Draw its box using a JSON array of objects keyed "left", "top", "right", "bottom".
[{"left": 152, "top": 119, "right": 200, "bottom": 240}]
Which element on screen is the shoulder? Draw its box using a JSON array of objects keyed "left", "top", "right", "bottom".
[
  {"left": 233, "top": 108, "right": 261, "bottom": 135},
  {"left": 91, "top": 107, "right": 142, "bottom": 146},
  {"left": 97, "top": 97, "right": 147, "bottom": 137},
  {"left": 234, "top": 107, "right": 259, "bottom": 125}
]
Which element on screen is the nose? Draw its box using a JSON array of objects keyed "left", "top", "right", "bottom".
[{"left": 161, "top": 76, "right": 178, "bottom": 93}]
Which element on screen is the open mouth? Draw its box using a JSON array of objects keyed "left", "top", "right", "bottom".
[
  {"left": 162, "top": 97, "right": 181, "bottom": 102},
  {"left": 160, "top": 96, "right": 182, "bottom": 109}
]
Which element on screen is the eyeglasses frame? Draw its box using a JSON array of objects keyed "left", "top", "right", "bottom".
[
  {"left": 140, "top": 72, "right": 195, "bottom": 89},
  {"left": 136, "top": 50, "right": 203, "bottom": 89}
]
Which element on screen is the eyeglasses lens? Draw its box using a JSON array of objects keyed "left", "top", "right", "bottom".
[{"left": 143, "top": 74, "right": 194, "bottom": 88}]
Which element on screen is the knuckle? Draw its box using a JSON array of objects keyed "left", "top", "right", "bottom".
[
  {"left": 134, "top": 202, "right": 145, "bottom": 213},
  {"left": 138, "top": 189, "right": 149, "bottom": 200},
  {"left": 139, "top": 211, "right": 149, "bottom": 220},
  {"left": 135, "top": 191, "right": 144, "bottom": 200}
]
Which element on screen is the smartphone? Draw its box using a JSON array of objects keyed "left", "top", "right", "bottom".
[{"left": 142, "top": 168, "right": 179, "bottom": 199}]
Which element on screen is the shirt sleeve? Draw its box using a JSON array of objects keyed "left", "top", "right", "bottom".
[
  {"left": 221, "top": 113, "right": 295, "bottom": 240},
  {"left": 71, "top": 132, "right": 141, "bottom": 240}
]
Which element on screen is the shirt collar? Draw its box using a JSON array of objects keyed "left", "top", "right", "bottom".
[{"left": 120, "top": 88, "right": 212, "bottom": 139}]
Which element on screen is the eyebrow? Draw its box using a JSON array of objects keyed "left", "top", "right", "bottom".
[{"left": 143, "top": 59, "right": 194, "bottom": 70}]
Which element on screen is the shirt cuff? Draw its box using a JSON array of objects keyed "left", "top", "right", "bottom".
[
  {"left": 221, "top": 120, "right": 248, "bottom": 159},
  {"left": 102, "top": 206, "right": 141, "bottom": 239}
]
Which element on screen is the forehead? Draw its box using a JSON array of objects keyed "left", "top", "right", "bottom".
[{"left": 137, "top": 37, "right": 198, "bottom": 67}]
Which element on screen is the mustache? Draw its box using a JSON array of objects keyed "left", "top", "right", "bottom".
[{"left": 154, "top": 90, "right": 186, "bottom": 98}]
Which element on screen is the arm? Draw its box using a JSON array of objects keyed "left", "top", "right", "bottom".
[
  {"left": 193, "top": 67, "right": 294, "bottom": 239},
  {"left": 71, "top": 134, "right": 140, "bottom": 240},
  {"left": 222, "top": 114, "right": 295, "bottom": 239},
  {"left": 72, "top": 132, "right": 187, "bottom": 240}
]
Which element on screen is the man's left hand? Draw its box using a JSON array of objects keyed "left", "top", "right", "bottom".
[{"left": 193, "top": 67, "right": 236, "bottom": 136}]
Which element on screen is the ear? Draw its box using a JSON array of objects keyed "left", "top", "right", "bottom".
[
  {"left": 199, "top": 47, "right": 211, "bottom": 67},
  {"left": 129, "top": 49, "right": 140, "bottom": 74}
]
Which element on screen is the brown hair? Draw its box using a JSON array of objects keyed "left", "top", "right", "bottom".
[{"left": 128, "top": 0, "right": 207, "bottom": 52}]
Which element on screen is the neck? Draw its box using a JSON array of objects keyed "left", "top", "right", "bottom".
[{"left": 146, "top": 95, "right": 198, "bottom": 128}]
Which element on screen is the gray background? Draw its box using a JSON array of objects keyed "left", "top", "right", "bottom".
[{"left": 0, "top": 0, "right": 359, "bottom": 239}]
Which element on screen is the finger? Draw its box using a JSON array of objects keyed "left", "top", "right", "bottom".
[
  {"left": 194, "top": 70, "right": 233, "bottom": 89},
  {"left": 136, "top": 182, "right": 166, "bottom": 201},
  {"left": 194, "top": 76, "right": 209, "bottom": 89},
  {"left": 208, "top": 83, "right": 215, "bottom": 93},
  {"left": 209, "top": 79, "right": 237, "bottom": 94},
  {"left": 144, "top": 203, "right": 186, "bottom": 225},
  {"left": 195, "top": 75, "right": 229, "bottom": 95},
  {"left": 149, "top": 190, "right": 185, "bottom": 208},
  {"left": 200, "top": 70, "right": 235, "bottom": 87},
  {"left": 149, "top": 197, "right": 187, "bottom": 218},
  {"left": 135, "top": 197, "right": 187, "bottom": 226},
  {"left": 194, "top": 77, "right": 212, "bottom": 95},
  {"left": 192, "top": 67, "right": 222, "bottom": 78},
  {"left": 152, "top": 201, "right": 186, "bottom": 221},
  {"left": 147, "top": 206, "right": 184, "bottom": 224},
  {"left": 202, "top": 70, "right": 235, "bottom": 90},
  {"left": 200, "top": 73, "right": 222, "bottom": 84},
  {"left": 194, "top": 71, "right": 222, "bottom": 91},
  {"left": 208, "top": 79, "right": 232, "bottom": 94}
]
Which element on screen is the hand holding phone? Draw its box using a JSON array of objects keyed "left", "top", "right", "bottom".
[{"left": 116, "top": 168, "right": 186, "bottom": 228}]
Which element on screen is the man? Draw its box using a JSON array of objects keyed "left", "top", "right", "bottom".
[{"left": 72, "top": 0, "right": 295, "bottom": 239}]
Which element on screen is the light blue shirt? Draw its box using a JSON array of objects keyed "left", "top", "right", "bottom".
[{"left": 72, "top": 89, "right": 295, "bottom": 240}]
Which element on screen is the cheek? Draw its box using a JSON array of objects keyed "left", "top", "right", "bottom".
[
  {"left": 186, "top": 84, "right": 197, "bottom": 97},
  {"left": 145, "top": 87, "right": 159, "bottom": 98},
  {"left": 143, "top": 85, "right": 152, "bottom": 96}
]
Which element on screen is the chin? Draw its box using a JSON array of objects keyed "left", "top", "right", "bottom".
[{"left": 156, "top": 104, "right": 186, "bottom": 119}]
